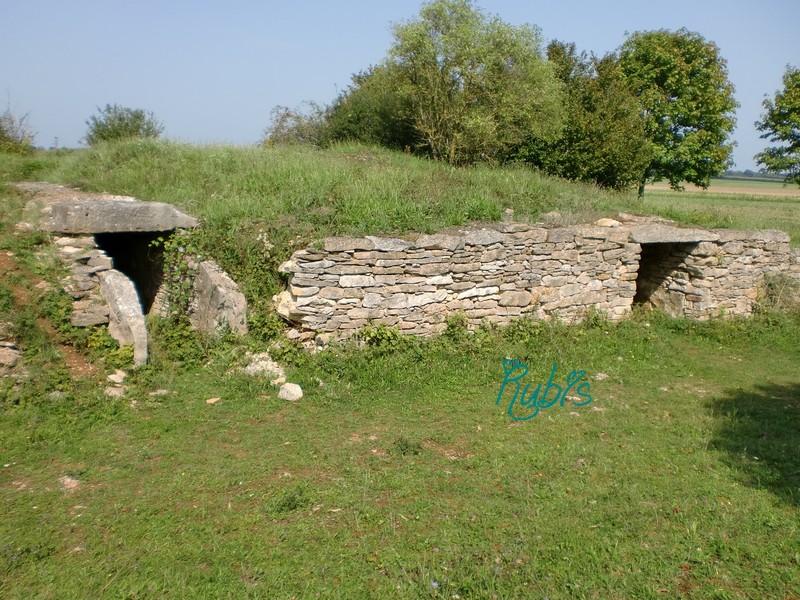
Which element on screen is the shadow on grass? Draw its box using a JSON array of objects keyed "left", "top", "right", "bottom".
[{"left": 710, "top": 382, "right": 800, "bottom": 506}]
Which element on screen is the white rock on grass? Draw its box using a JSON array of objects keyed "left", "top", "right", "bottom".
[
  {"left": 243, "top": 352, "right": 285, "bottom": 379},
  {"left": 278, "top": 383, "right": 303, "bottom": 401},
  {"left": 107, "top": 369, "right": 127, "bottom": 384}
]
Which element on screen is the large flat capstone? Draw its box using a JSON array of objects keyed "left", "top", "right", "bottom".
[
  {"left": 41, "top": 200, "right": 197, "bottom": 234},
  {"left": 629, "top": 224, "right": 720, "bottom": 244}
]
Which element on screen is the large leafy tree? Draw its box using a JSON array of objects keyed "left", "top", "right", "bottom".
[
  {"left": 84, "top": 104, "right": 164, "bottom": 146},
  {"left": 618, "top": 29, "right": 738, "bottom": 196},
  {"left": 520, "top": 42, "right": 652, "bottom": 190},
  {"left": 387, "top": 0, "right": 563, "bottom": 165},
  {"left": 755, "top": 66, "right": 800, "bottom": 186}
]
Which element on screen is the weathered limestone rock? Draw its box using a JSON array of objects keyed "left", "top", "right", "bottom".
[
  {"left": 340, "top": 275, "right": 376, "bottom": 288},
  {"left": 42, "top": 200, "right": 197, "bottom": 234},
  {"left": 274, "top": 290, "right": 305, "bottom": 322},
  {"left": 98, "top": 270, "right": 148, "bottom": 367},
  {"left": 414, "top": 233, "right": 464, "bottom": 251},
  {"left": 324, "top": 237, "right": 375, "bottom": 252},
  {"left": 243, "top": 352, "right": 285, "bottom": 378},
  {"left": 366, "top": 236, "right": 413, "bottom": 251},
  {"left": 190, "top": 261, "right": 248, "bottom": 336},
  {"left": 630, "top": 224, "right": 719, "bottom": 244},
  {"left": 0, "top": 346, "right": 21, "bottom": 369},
  {"left": 499, "top": 291, "right": 533, "bottom": 307},
  {"left": 279, "top": 382, "right": 303, "bottom": 401},
  {"left": 465, "top": 228, "right": 504, "bottom": 246}
]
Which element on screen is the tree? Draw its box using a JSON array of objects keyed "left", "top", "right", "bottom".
[
  {"left": 325, "top": 65, "right": 419, "bottom": 151},
  {"left": 84, "top": 103, "right": 164, "bottom": 145},
  {"left": 618, "top": 29, "right": 738, "bottom": 197},
  {"left": 755, "top": 66, "right": 800, "bottom": 186},
  {"left": 519, "top": 42, "right": 652, "bottom": 190},
  {"left": 386, "top": 0, "right": 563, "bottom": 165},
  {"left": 0, "top": 97, "right": 35, "bottom": 154}
]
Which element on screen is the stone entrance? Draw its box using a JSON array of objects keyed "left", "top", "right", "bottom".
[
  {"left": 632, "top": 242, "right": 699, "bottom": 317},
  {"left": 18, "top": 183, "right": 248, "bottom": 366},
  {"left": 94, "top": 231, "right": 166, "bottom": 314}
]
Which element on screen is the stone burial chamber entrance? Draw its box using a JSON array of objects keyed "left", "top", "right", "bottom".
[
  {"left": 33, "top": 192, "right": 248, "bottom": 367},
  {"left": 629, "top": 223, "right": 730, "bottom": 320},
  {"left": 40, "top": 197, "right": 199, "bottom": 366},
  {"left": 632, "top": 242, "right": 700, "bottom": 317},
  {"left": 93, "top": 231, "right": 167, "bottom": 314}
]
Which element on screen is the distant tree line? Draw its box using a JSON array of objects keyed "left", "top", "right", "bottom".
[{"left": 262, "top": 0, "right": 800, "bottom": 192}]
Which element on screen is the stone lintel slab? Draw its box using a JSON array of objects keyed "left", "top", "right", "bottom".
[
  {"left": 42, "top": 200, "right": 197, "bottom": 233},
  {"left": 629, "top": 224, "right": 719, "bottom": 244},
  {"left": 715, "top": 229, "right": 790, "bottom": 243}
]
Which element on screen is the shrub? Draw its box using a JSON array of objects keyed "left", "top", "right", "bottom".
[
  {"left": 261, "top": 103, "right": 328, "bottom": 148},
  {"left": 84, "top": 104, "right": 164, "bottom": 146},
  {"left": 756, "top": 274, "right": 800, "bottom": 315},
  {"left": 0, "top": 102, "right": 35, "bottom": 155}
]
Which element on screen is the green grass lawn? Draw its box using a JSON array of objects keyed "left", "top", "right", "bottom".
[{"left": 1, "top": 144, "right": 800, "bottom": 598}]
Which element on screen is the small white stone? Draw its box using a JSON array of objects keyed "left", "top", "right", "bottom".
[
  {"left": 106, "top": 369, "right": 127, "bottom": 384},
  {"left": 279, "top": 382, "right": 303, "bottom": 401}
]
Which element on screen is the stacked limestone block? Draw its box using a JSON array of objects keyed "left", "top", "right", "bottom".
[
  {"left": 55, "top": 236, "right": 113, "bottom": 327},
  {"left": 276, "top": 222, "right": 641, "bottom": 337},
  {"left": 687, "top": 230, "right": 793, "bottom": 318}
]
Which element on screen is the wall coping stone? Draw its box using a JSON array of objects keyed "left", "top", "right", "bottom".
[
  {"left": 629, "top": 224, "right": 720, "bottom": 244},
  {"left": 715, "top": 229, "right": 790, "bottom": 243}
]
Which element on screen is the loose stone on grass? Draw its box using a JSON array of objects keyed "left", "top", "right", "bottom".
[{"left": 279, "top": 383, "right": 303, "bottom": 401}]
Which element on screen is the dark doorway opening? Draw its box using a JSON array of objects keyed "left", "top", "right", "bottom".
[
  {"left": 633, "top": 242, "right": 698, "bottom": 316},
  {"left": 94, "top": 231, "right": 169, "bottom": 313}
]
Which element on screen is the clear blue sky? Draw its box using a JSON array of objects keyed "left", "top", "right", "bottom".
[{"left": 3, "top": 0, "right": 798, "bottom": 170}]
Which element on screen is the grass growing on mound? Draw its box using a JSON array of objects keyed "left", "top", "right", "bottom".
[
  {"left": 31, "top": 140, "right": 634, "bottom": 339},
  {"left": 5, "top": 140, "right": 798, "bottom": 339},
  {"left": 44, "top": 139, "right": 626, "bottom": 238}
]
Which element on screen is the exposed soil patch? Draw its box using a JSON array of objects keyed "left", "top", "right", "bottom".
[{"left": 423, "top": 439, "right": 474, "bottom": 461}]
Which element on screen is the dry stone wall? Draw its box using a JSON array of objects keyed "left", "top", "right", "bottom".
[
  {"left": 56, "top": 235, "right": 114, "bottom": 327},
  {"left": 276, "top": 220, "right": 800, "bottom": 338},
  {"left": 276, "top": 222, "right": 641, "bottom": 336}
]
